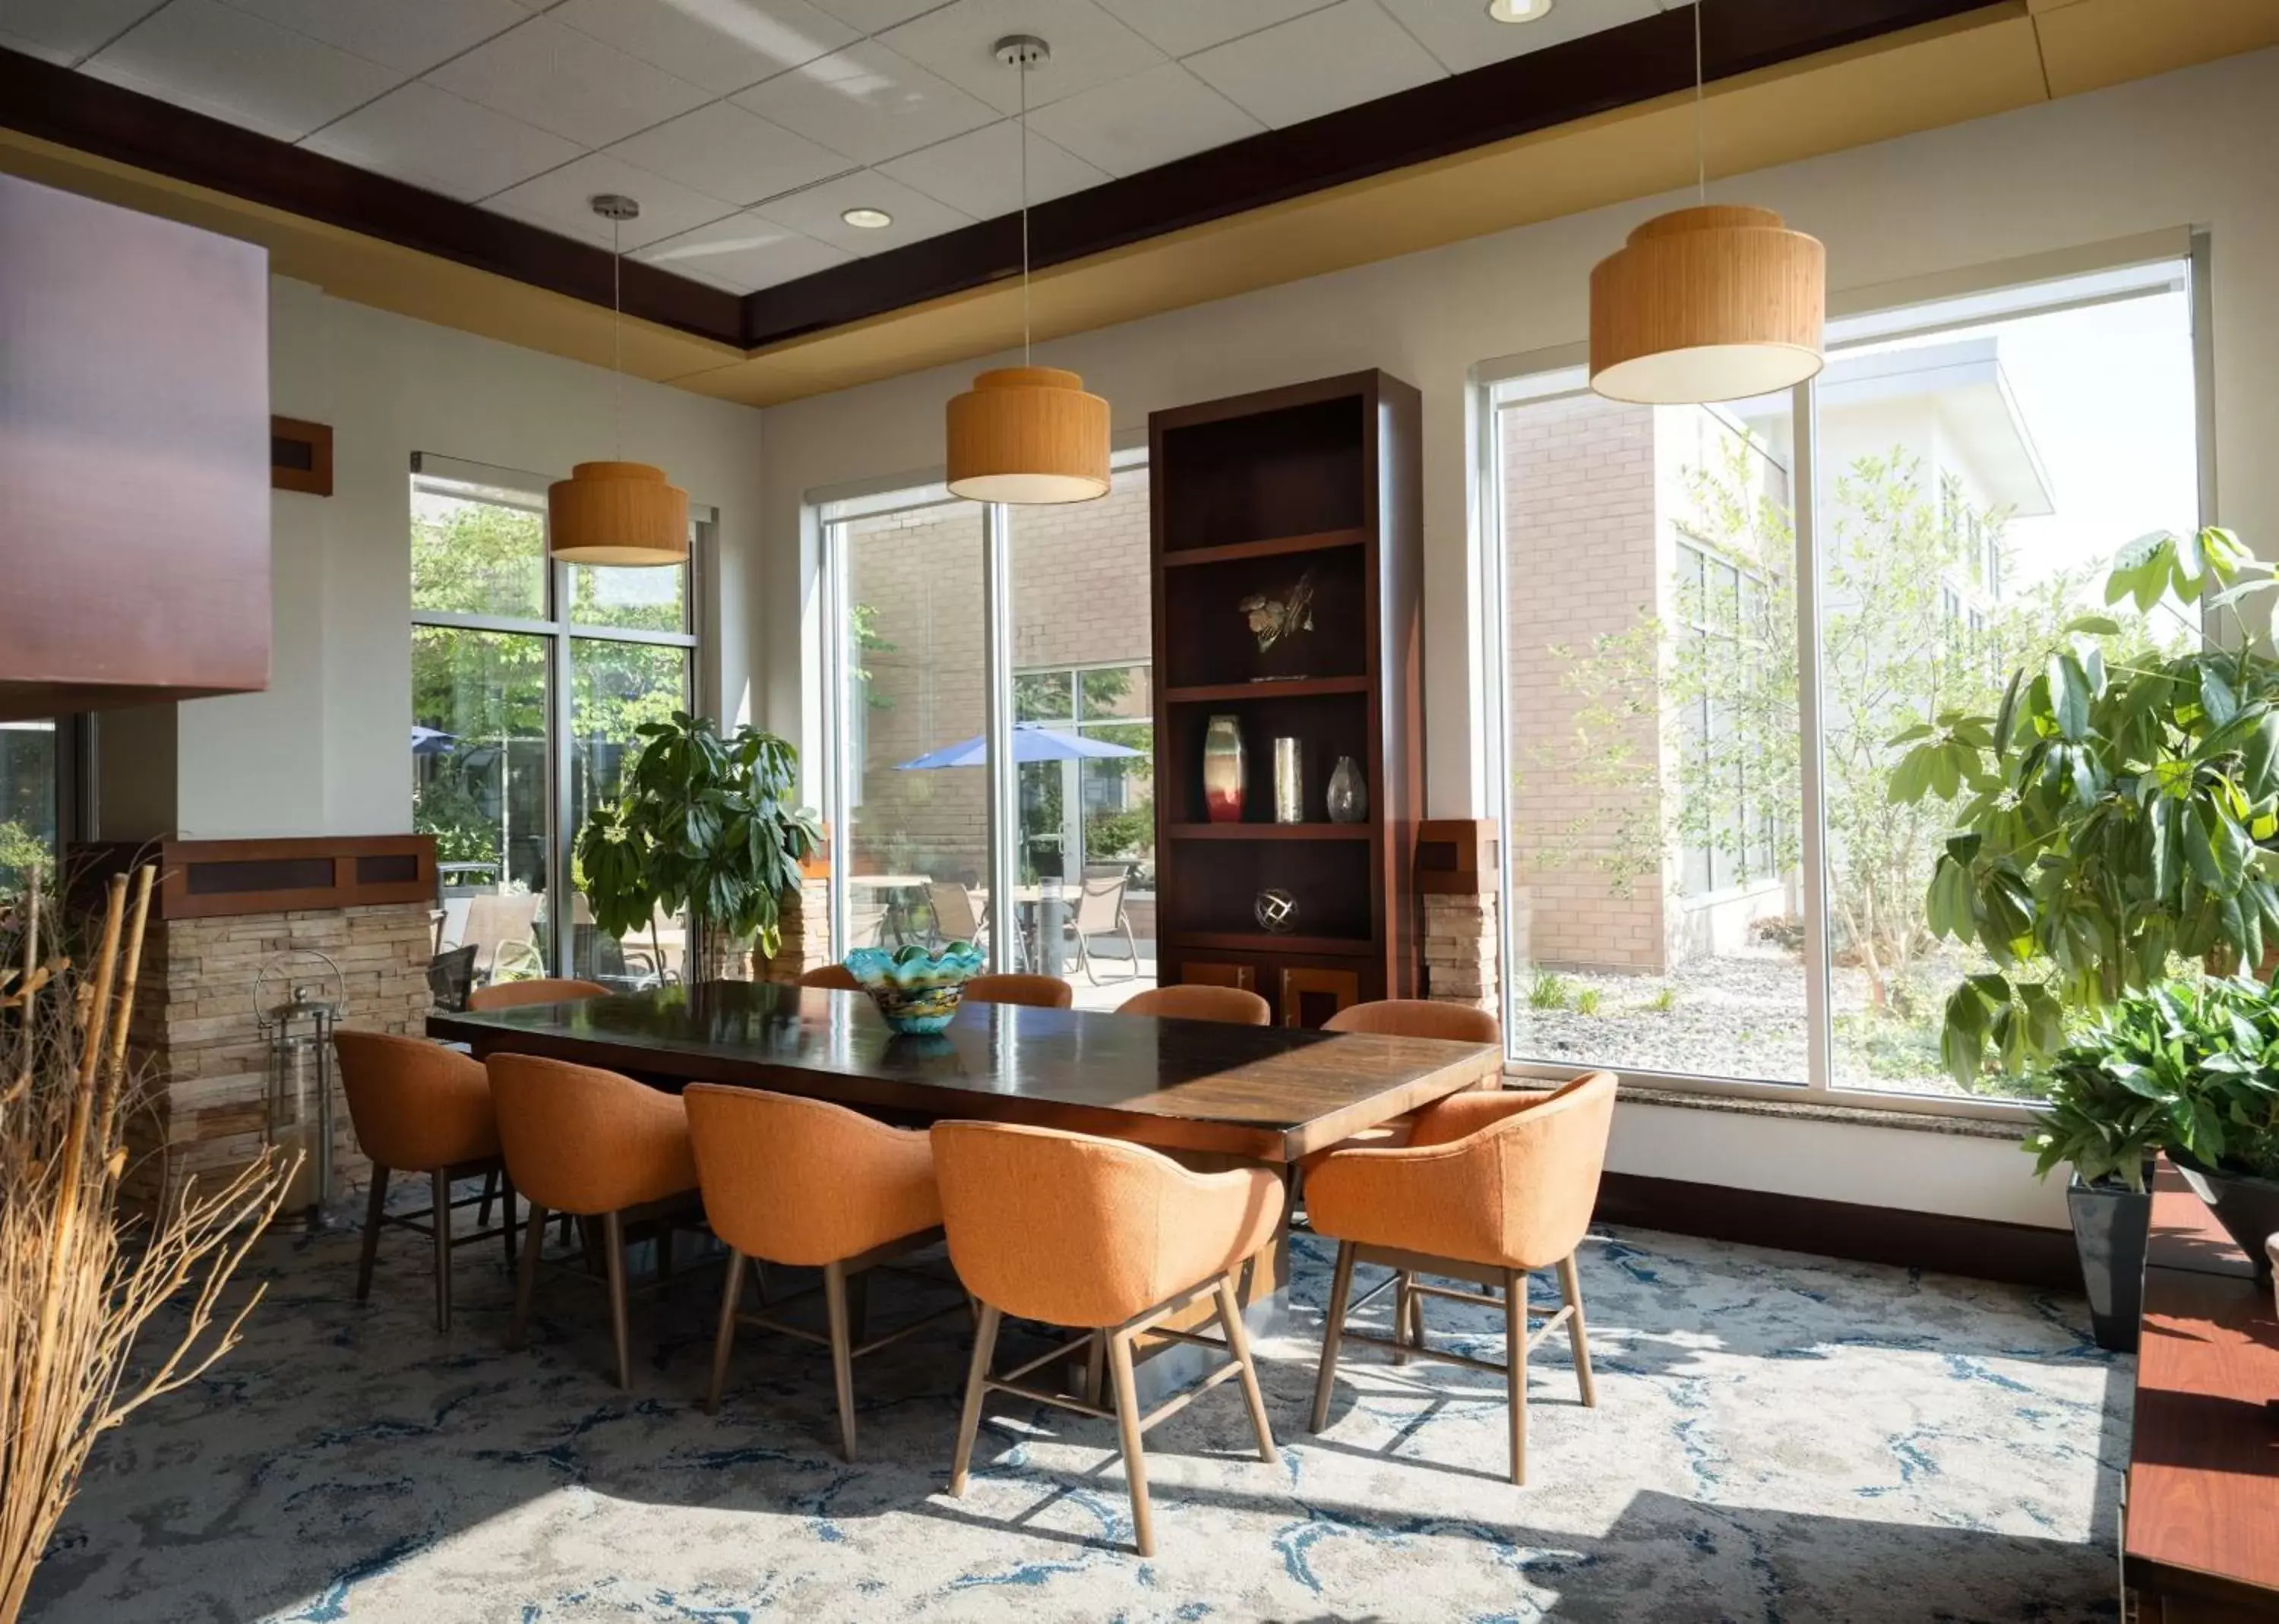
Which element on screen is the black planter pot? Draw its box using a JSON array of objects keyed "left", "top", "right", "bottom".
[
  {"left": 2066, "top": 1173, "right": 2151, "bottom": 1353},
  {"left": 2168, "top": 1146, "right": 2279, "bottom": 1282}
]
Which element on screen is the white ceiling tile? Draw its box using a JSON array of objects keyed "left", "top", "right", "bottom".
[
  {"left": 484, "top": 151, "right": 738, "bottom": 248},
  {"left": 879, "top": 0, "right": 1164, "bottom": 116},
  {"left": 805, "top": 0, "right": 941, "bottom": 31},
  {"left": 301, "top": 80, "right": 581, "bottom": 201},
  {"left": 549, "top": 0, "right": 854, "bottom": 97},
  {"left": 879, "top": 120, "right": 1105, "bottom": 219},
  {"left": 1026, "top": 61, "right": 1262, "bottom": 178},
  {"left": 1377, "top": 0, "right": 1659, "bottom": 76},
  {"left": 608, "top": 100, "right": 852, "bottom": 206},
  {"left": 752, "top": 169, "right": 970, "bottom": 254},
  {"left": 733, "top": 39, "right": 995, "bottom": 165},
  {"left": 0, "top": 0, "right": 168, "bottom": 66},
  {"left": 82, "top": 0, "right": 404, "bottom": 141},
  {"left": 426, "top": 15, "right": 712, "bottom": 148},
  {"left": 216, "top": 0, "right": 531, "bottom": 75},
  {"left": 1185, "top": 0, "right": 1443, "bottom": 130},
  {"left": 1094, "top": 0, "right": 1334, "bottom": 59},
  {"left": 634, "top": 211, "right": 852, "bottom": 291}
]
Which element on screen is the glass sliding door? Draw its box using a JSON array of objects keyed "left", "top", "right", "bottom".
[
  {"left": 829, "top": 495, "right": 992, "bottom": 965},
  {"left": 568, "top": 637, "right": 691, "bottom": 983},
  {"left": 823, "top": 456, "right": 1155, "bottom": 1006}
]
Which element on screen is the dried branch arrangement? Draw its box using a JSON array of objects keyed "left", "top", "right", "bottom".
[{"left": 0, "top": 867, "right": 294, "bottom": 1624}]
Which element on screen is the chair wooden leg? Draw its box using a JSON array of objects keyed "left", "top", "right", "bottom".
[
  {"left": 1410, "top": 1278, "right": 1427, "bottom": 1353},
  {"left": 1558, "top": 1252, "right": 1597, "bottom": 1408},
  {"left": 501, "top": 1171, "right": 517, "bottom": 1272},
  {"left": 1215, "top": 1272, "right": 1275, "bottom": 1464},
  {"left": 603, "top": 1210, "right": 633, "bottom": 1390},
  {"left": 356, "top": 1167, "right": 388, "bottom": 1302},
  {"left": 509, "top": 1200, "right": 548, "bottom": 1351},
  {"left": 949, "top": 1303, "right": 1003, "bottom": 1496},
  {"left": 1106, "top": 1328, "right": 1155, "bottom": 1558},
  {"left": 477, "top": 1167, "right": 497, "bottom": 1227},
  {"left": 1392, "top": 1270, "right": 1414, "bottom": 1365},
  {"left": 430, "top": 1166, "right": 454, "bottom": 1332},
  {"left": 1309, "top": 1240, "right": 1357, "bottom": 1433},
  {"left": 1084, "top": 1330, "right": 1106, "bottom": 1408},
  {"left": 706, "top": 1245, "right": 746, "bottom": 1416},
  {"left": 1505, "top": 1266, "right": 1528, "bottom": 1487},
  {"left": 823, "top": 1259, "right": 859, "bottom": 1462}
]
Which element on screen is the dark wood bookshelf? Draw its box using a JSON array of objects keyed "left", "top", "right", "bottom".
[{"left": 1149, "top": 369, "right": 1423, "bottom": 1027}]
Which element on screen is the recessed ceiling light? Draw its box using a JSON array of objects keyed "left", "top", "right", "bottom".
[
  {"left": 1487, "top": 0, "right": 1554, "bottom": 20},
  {"left": 841, "top": 207, "right": 893, "bottom": 229}
]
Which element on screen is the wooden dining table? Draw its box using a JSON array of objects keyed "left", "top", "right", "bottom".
[{"left": 427, "top": 981, "right": 1503, "bottom": 1345}]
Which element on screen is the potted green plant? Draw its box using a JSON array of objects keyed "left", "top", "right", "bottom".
[
  {"left": 575, "top": 712, "right": 821, "bottom": 984},
  {"left": 1891, "top": 526, "right": 2279, "bottom": 1083},
  {"left": 2025, "top": 976, "right": 2279, "bottom": 1347}
]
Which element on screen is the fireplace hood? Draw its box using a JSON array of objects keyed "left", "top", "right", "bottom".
[{"left": 0, "top": 172, "right": 270, "bottom": 719}]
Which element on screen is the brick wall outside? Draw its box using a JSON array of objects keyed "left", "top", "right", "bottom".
[
  {"left": 122, "top": 902, "right": 433, "bottom": 1211},
  {"left": 1502, "top": 393, "right": 1671, "bottom": 973},
  {"left": 844, "top": 469, "right": 1154, "bottom": 887}
]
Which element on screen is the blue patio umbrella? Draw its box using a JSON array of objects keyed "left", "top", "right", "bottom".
[
  {"left": 412, "top": 725, "right": 457, "bottom": 755},
  {"left": 896, "top": 721, "right": 1142, "bottom": 771}
]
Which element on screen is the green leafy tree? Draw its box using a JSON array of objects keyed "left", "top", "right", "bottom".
[{"left": 576, "top": 712, "right": 821, "bottom": 975}]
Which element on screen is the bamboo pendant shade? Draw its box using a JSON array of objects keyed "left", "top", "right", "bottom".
[
  {"left": 1588, "top": 204, "right": 1825, "bottom": 405},
  {"left": 946, "top": 366, "right": 1111, "bottom": 504},
  {"left": 545, "top": 460, "right": 690, "bottom": 566}
]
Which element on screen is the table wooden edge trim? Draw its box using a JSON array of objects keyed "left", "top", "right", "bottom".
[{"left": 1279, "top": 1045, "right": 1503, "bottom": 1160}]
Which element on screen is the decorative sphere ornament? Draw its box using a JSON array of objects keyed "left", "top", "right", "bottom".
[{"left": 1253, "top": 889, "right": 1300, "bottom": 934}]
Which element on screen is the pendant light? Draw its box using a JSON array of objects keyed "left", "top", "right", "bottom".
[
  {"left": 945, "top": 36, "right": 1110, "bottom": 504},
  {"left": 1588, "top": 2, "right": 1824, "bottom": 405},
  {"left": 549, "top": 194, "right": 690, "bottom": 565}
]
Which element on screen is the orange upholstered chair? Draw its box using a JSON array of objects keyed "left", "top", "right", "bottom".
[
  {"left": 962, "top": 972, "right": 1073, "bottom": 1009},
  {"left": 796, "top": 963, "right": 863, "bottom": 991},
  {"left": 488, "top": 1054, "right": 702, "bottom": 1389},
  {"left": 466, "top": 976, "right": 611, "bottom": 1012},
  {"left": 684, "top": 1085, "right": 956, "bottom": 1459},
  {"left": 1115, "top": 984, "right": 1272, "bottom": 1025},
  {"left": 334, "top": 1030, "right": 515, "bottom": 1332},
  {"left": 1305, "top": 1070, "right": 1617, "bottom": 1486},
  {"left": 1324, "top": 998, "right": 1500, "bottom": 1044},
  {"left": 934, "top": 1121, "right": 1282, "bottom": 1556}
]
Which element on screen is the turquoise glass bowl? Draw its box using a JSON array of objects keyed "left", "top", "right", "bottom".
[{"left": 843, "top": 942, "right": 985, "bottom": 1034}]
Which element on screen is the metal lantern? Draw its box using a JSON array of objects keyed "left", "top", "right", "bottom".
[{"left": 254, "top": 949, "right": 346, "bottom": 1230}]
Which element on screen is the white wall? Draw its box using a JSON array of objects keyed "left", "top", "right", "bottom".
[
  {"left": 103, "top": 273, "right": 771, "bottom": 841},
  {"left": 750, "top": 47, "right": 2279, "bottom": 1230}
]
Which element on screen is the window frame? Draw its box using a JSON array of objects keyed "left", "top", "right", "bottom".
[
  {"left": 1475, "top": 233, "right": 2215, "bottom": 1122},
  {"left": 408, "top": 454, "right": 706, "bottom": 978}
]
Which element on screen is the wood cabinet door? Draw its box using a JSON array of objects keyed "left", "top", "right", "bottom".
[
  {"left": 1174, "top": 959, "right": 1257, "bottom": 991},
  {"left": 1279, "top": 965, "right": 1360, "bottom": 1028}
]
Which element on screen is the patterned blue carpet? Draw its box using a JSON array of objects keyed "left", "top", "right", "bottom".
[{"left": 27, "top": 1202, "right": 2124, "bottom": 1622}]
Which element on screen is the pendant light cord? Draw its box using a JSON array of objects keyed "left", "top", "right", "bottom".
[
  {"left": 1019, "top": 49, "right": 1032, "bottom": 367},
  {"left": 612, "top": 214, "right": 624, "bottom": 457},
  {"left": 1693, "top": 0, "right": 1706, "bottom": 204}
]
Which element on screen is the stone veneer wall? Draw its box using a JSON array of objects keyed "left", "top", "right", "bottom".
[
  {"left": 122, "top": 902, "right": 433, "bottom": 1209},
  {"left": 1422, "top": 890, "right": 1501, "bottom": 1018},
  {"left": 757, "top": 879, "right": 833, "bottom": 983}
]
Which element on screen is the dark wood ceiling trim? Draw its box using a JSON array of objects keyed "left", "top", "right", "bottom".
[
  {"left": 744, "top": 0, "right": 1999, "bottom": 349},
  {"left": 0, "top": 0, "right": 1997, "bottom": 359},
  {"left": 0, "top": 47, "right": 744, "bottom": 346}
]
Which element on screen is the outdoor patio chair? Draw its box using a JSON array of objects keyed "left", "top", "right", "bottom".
[
  {"left": 462, "top": 891, "right": 543, "bottom": 984},
  {"left": 928, "top": 880, "right": 1018, "bottom": 965},
  {"left": 1063, "top": 866, "right": 1138, "bottom": 984}
]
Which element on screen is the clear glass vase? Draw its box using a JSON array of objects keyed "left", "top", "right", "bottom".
[{"left": 1326, "top": 755, "right": 1367, "bottom": 823}]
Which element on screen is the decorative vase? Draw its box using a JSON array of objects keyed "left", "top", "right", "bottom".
[
  {"left": 845, "top": 941, "right": 985, "bottom": 1034},
  {"left": 1203, "top": 714, "right": 1246, "bottom": 823},
  {"left": 1326, "top": 756, "right": 1367, "bottom": 823},
  {"left": 1272, "top": 737, "right": 1304, "bottom": 823},
  {"left": 2066, "top": 1171, "right": 2151, "bottom": 1353},
  {"left": 2170, "top": 1145, "right": 2279, "bottom": 1283}
]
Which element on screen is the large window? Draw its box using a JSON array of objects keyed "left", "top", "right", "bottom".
[
  {"left": 409, "top": 456, "right": 700, "bottom": 987},
  {"left": 1487, "top": 249, "right": 2208, "bottom": 1111},
  {"left": 0, "top": 719, "right": 62, "bottom": 896},
  {"left": 821, "top": 459, "right": 1156, "bottom": 1009}
]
